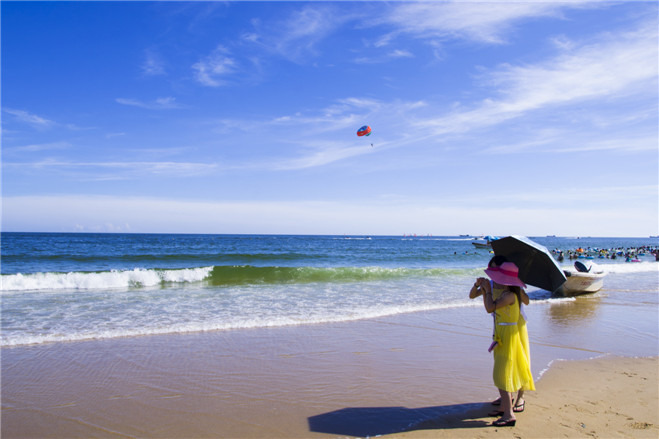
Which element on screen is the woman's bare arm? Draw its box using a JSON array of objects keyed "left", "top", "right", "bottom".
[
  {"left": 520, "top": 288, "right": 529, "bottom": 305},
  {"left": 484, "top": 290, "right": 515, "bottom": 313}
]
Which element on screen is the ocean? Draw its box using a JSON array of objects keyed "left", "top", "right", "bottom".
[{"left": 1, "top": 233, "right": 658, "bottom": 348}]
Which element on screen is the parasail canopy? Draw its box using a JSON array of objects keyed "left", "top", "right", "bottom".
[{"left": 357, "top": 125, "right": 371, "bottom": 137}]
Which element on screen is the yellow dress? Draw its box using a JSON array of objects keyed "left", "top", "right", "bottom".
[
  {"left": 491, "top": 287, "right": 535, "bottom": 392},
  {"left": 518, "top": 311, "right": 534, "bottom": 391}
]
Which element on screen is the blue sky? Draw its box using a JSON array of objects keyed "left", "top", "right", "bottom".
[{"left": 2, "top": 1, "right": 657, "bottom": 236}]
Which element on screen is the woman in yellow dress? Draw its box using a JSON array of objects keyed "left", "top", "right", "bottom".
[
  {"left": 470, "top": 261, "right": 535, "bottom": 427},
  {"left": 488, "top": 256, "right": 532, "bottom": 413}
]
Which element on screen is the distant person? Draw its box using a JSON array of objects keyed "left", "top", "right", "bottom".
[{"left": 470, "top": 258, "right": 535, "bottom": 427}]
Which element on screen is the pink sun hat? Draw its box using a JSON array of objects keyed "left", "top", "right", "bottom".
[{"left": 484, "top": 261, "right": 527, "bottom": 288}]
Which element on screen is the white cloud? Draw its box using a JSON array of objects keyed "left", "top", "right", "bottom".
[
  {"left": 205, "top": 97, "right": 428, "bottom": 170},
  {"left": 115, "top": 97, "right": 184, "bottom": 110},
  {"left": 389, "top": 49, "right": 414, "bottom": 58},
  {"left": 3, "top": 108, "right": 55, "bottom": 128},
  {"left": 2, "top": 108, "right": 88, "bottom": 131},
  {"left": 271, "top": 6, "right": 339, "bottom": 57},
  {"left": 353, "top": 48, "right": 415, "bottom": 64},
  {"left": 485, "top": 134, "right": 658, "bottom": 154},
  {"left": 4, "top": 160, "right": 218, "bottom": 178},
  {"left": 487, "top": 25, "right": 657, "bottom": 108},
  {"left": 142, "top": 49, "right": 166, "bottom": 76},
  {"left": 105, "top": 132, "right": 126, "bottom": 139},
  {"left": 186, "top": 15, "right": 656, "bottom": 171},
  {"left": 382, "top": 1, "right": 592, "bottom": 44},
  {"left": 245, "top": 4, "right": 349, "bottom": 63},
  {"left": 272, "top": 144, "right": 373, "bottom": 170},
  {"left": 192, "top": 45, "right": 237, "bottom": 87},
  {"left": 418, "top": 21, "right": 658, "bottom": 137},
  {"left": 2, "top": 141, "right": 71, "bottom": 154}
]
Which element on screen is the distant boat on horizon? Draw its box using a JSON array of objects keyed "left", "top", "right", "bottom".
[{"left": 472, "top": 235, "right": 499, "bottom": 249}]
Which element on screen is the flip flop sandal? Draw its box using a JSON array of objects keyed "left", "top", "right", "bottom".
[
  {"left": 492, "top": 418, "right": 516, "bottom": 427},
  {"left": 513, "top": 401, "right": 525, "bottom": 413}
]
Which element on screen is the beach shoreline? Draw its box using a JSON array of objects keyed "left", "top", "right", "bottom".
[{"left": 2, "top": 298, "right": 658, "bottom": 438}]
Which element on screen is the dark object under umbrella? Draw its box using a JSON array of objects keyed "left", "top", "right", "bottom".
[{"left": 491, "top": 235, "right": 566, "bottom": 292}]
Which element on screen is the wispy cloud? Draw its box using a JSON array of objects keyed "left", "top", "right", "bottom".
[
  {"left": 2, "top": 141, "right": 71, "bottom": 154},
  {"left": 5, "top": 159, "right": 218, "bottom": 178},
  {"left": 115, "top": 97, "right": 184, "bottom": 110},
  {"left": 2, "top": 108, "right": 89, "bottom": 131},
  {"left": 203, "top": 95, "right": 430, "bottom": 171},
  {"left": 484, "top": 132, "right": 657, "bottom": 155},
  {"left": 549, "top": 136, "right": 658, "bottom": 154},
  {"left": 354, "top": 48, "right": 415, "bottom": 64},
  {"left": 249, "top": 97, "right": 429, "bottom": 170},
  {"left": 3, "top": 108, "right": 56, "bottom": 129},
  {"left": 105, "top": 132, "right": 126, "bottom": 139},
  {"left": 272, "top": 143, "right": 372, "bottom": 170},
  {"left": 381, "top": 1, "right": 593, "bottom": 44},
  {"left": 245, "top": 4, "right": 348, "bottom": 63},
  {"left": 192, "top": 45, "right": 237, "bottom": 87},
  {"left": 199, "top": 14, "right": 656, "bottom": 169},
  {"left": 417, "top": 20, "right": 658, "bottom": 137},
  {"left": 142, "top": 49, "right": 166, "bottom": 76}
]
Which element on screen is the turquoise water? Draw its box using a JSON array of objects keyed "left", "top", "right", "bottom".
[{"left": 1, "top": 233, "right": 657, "bottom": 347}]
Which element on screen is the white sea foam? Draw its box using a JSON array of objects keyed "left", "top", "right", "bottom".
[
  {"left": 560, "top": 261, "right": 658, "bottom": 274},
  {"left": 537, "top": 354, "right": 610, "bottom": 380},
  {"left": 531, "top": 297, "right": 576, "bottom": 304},
  {"left": 0, "top": 267, "right": 214, "bottom": 292},
  {"left": 596, "top": 262, "right": 659, "bottom": 274},
  {"left": 0, "top": 278, "right": 579, "bottom": 348},
  {"left": 0, "top": 299, "right": 487, "bottom": 347}
]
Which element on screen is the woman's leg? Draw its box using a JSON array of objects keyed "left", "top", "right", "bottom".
[
  {"left": 514, "top": 389, "right": 525, "bottom": 412},
  {"left": 496, "top": 388, "right": 516, "bottom": 422}
]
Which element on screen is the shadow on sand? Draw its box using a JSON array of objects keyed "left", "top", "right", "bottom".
[{"left": 308, "top": 402, "right": 494, "bottom": 437}]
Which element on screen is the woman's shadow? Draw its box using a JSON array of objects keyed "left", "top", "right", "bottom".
[{"left": 308, "top": 402, "right": 493, "bottom": 437}]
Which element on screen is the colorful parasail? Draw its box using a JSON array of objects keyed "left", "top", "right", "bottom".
[{"left": 356, "top": 125, "right": 372, "bottom": 137}]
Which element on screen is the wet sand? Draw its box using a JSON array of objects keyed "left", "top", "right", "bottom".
[{"left": 2, "top": 296, "right": 658, "bottom": 438}]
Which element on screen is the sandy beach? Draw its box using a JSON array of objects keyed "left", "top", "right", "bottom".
[
  {"left": 2, "top": 296, "right": 658, "bottom": 438},
  {"left": 389, "top": 355, "right": 658, "bottom": 439}
]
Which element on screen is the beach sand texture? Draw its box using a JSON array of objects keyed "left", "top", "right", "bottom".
[
  {"left": 391, "top": 356, "right": 658, "bottom": 439},
  {"left": 2, "top": 299, "right": 658, "bottom": 438}
]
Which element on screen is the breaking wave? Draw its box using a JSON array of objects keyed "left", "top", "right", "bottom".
[{"left": 1, "top": 265, "right": 474, "bottom": 292}]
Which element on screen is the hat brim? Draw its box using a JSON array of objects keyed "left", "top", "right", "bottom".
[{"left": 484, "top": 268, "right": 527, "bottom": 288}]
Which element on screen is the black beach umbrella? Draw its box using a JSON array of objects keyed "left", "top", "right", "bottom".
[{"left": 491, "top": 235, "right": 567, "bottom": 292}]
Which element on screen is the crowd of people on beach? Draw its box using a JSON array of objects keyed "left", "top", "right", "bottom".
[{"left": 552, "top": 246, "right": 659, "bottom": 262}]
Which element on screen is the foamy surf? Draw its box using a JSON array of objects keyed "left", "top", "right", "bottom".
[
  {"left": 560, "top": 261, "right": 658, "bottom": 274},
  {"left": 0, "top": 266, "right": 214, "bottom": 292},
  {"left": 0, "top": 300, "right": 483, "bottom": 347},
  {"left": 1, "top": 265, "right": 478, "bottom": 292}
]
